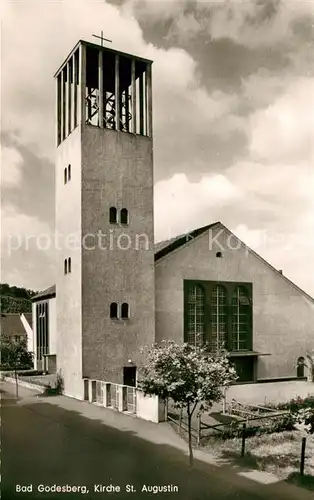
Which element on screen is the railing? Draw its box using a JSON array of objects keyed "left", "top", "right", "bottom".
[
  {"left": 110, "top": 384, "right": 119, "bottom": 409},
  {"left": 126, "top": 386, "right": 136, "bottom": 413},
  {"left": 95, "top": 381, "right": 104, "bottom": 405},
  {"left": 84, "top": 379, "right": 138, "bottom": 414}
]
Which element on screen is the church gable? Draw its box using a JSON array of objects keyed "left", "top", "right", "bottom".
[{"left": 155, "top": 222, "right": 314, "bottom": 305}]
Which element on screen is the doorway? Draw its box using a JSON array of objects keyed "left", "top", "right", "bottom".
[{"left": 123, "top": 366, "right": 136, "bottom": 387}]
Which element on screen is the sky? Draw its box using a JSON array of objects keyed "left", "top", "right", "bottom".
[{"left": 1, "top": 0, "right": 314, "bottom": 295}]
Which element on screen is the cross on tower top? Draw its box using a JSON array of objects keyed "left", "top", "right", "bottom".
[{"left": 92, "top": 31, "right": 112, "bottom": 47}]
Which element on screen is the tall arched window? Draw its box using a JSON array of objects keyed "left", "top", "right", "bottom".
[
  {"left": 187, "top": 285, "right": 205, "bottom": 347},
  {"left": 68, "top": 257, "right": 71, "bottom": 273},
  {"left": 68, "top": 164, "right": 71, "bottom": 181},
  {"left": 64, "top": 259, "right": 68, "bottom": 274},
  {"left": 232, "top": 286, "right": 250, "bottom": 351},
  {"left": 110, "top": 302, "right": 118, "bottom": 319},
  {"left": 64, "top": 168, "right": 68, "bottom": 184},
  {"left": 211, "top": 285, "right": 227, "bottom": 351},
  {"left": 297, "top": 357, "right": 305, "bottom": 378},
  {"left": 109, "top": 206, "right": 117, "bottom": 224},
  {"left": 121, "top": 302, "right": 129, "bottom": 319},
  {"left": 120, "top": 208, "right": 128, "bottom": 225}
]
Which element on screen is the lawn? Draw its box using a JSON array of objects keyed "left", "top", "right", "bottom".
[{"left": 204, "top": 430, "right": 314, "bottom": 486}]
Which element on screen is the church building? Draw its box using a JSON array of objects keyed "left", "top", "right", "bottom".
[{"left": 32, "top": 39, "right": 314, "bottom": 408}]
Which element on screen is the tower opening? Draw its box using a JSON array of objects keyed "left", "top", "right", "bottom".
[{"left": 55, "top": 41, "right": 152, "bottom": 145}]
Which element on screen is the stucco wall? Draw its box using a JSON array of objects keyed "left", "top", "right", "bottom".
[
  {"left": 155, "top": 225, "right": 314, "bottom": 379},
  {"left": 136, "top": 391, "right": 165, "bottom": 423},
  {"left": 226, "top": 380, "right": 314, "bottom": 405},
  {"left": 55, "top": 126, "right": 83, "bottom": 400},
  {"left": 81, "top": 125, "right": 155, "bottom": 384}
]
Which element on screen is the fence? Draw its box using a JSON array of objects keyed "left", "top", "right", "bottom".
[{"left": 166, "top": 399, "right": 290, "bottom": 445}]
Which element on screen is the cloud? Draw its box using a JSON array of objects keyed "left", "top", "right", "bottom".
[
  {"left": 1, "top": 204, "right": 55, "bottom": 290},
  {"left": 249, "top": 78, "right": 314, "bottom": 163},
  {"left": 1, "top": 147, "right": 23, "bottom": 187},
  {"left": 154, "top": 172, "right": 241, "bottom": 240},
  {"left": 152, "top": 0, "right": 314, "bottom": 50}
]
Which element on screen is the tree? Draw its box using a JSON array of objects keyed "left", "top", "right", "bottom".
[
  {"left": 0, "top": 334, "right": 34, "bottom": 398},
  {"left": 138, "top": 341, "right": 237, "bottom": 466}
]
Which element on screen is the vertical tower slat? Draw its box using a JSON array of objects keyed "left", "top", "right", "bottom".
[
  {"left": 61, "top": 69, "right": 66, "bottom": 140},
  {"left": 146, "top": 63, "right": 152, "bottom": 138},
  {"left": 67, "top": 62, "right": 72, "bottom": 135},
  {"left": 79, "top": 43, "right": 86, "bottom": 124},
  {"left": 115, "top": 55, "right": 120, "bottom": 131},
  {"left": 131, "top": 59, "right": 136, "bottom": 134},
  {"left": 139, "top": 72, "right": 144, "bottom": 135},
  {"left": 98, "top": 49, "right": 104, "bottom": 128},
  {"left": 56, "top": 74, "right": 61, "bottom": 145},
  {"left": 73, "top": 52, "right": 77, "bottom": 129}
]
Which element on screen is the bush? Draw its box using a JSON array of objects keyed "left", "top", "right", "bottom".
[
  {"left": 55, "top": 371, "right": 64, "bottom": 394},
  {"left": 267, "top": 396, "right": 314, "bottom": 413}
]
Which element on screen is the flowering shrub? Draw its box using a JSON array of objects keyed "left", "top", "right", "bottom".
[{"left": 139, "top": 341, "right": 237, "bottom": 465}]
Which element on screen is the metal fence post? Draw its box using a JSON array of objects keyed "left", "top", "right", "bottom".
[
  {"left": 300, "top": 437, "right": 306, "bottom": 476},
  {"left": 241, "top": 423, "right": 246, "bottom": 457},
  {"left": 197, "top": 414, "right": 201, "bottom": 447},
  {"left": 179, "top": 405, "right": 183, "bottom": 435}
]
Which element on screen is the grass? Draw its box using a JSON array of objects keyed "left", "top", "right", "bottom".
[{"left": 203, "top": 430, "right": 314, "bottom": 488}]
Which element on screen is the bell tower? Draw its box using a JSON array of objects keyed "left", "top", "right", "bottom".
[{"left": 54, "top": 39, "right": 155, "bottom": 399}]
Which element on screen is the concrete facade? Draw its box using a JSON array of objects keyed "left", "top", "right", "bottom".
[
  {"left": 225, "top": 379, "right": 314, "bottom": 405},
  {"left": 155, "top": 224, "right": 314, "bottom": 380},
  {"left": 81, "top": 125, "right": 155, "bottom": 384},
  {"left": 55, "top": 126, "right": 83, "bottom": 399}
]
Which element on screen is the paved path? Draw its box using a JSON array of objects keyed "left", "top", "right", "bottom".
[{"left": 1, "top": 381, "right": 312, "bottom": 500}]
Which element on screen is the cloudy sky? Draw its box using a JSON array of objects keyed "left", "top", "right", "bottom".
[{"left": 1, "top": 0, "right": 314, "bottom": 295}]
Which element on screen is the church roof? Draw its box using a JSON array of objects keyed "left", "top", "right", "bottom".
[
  {"left": 32, "top": 285, "right": 56, "bottom": 302},
  {"left": 155, "top": 221, "right": 314, "bottom": 304},
  {"left": 154, "top": 223, "right": 219, "bottom": 261}
]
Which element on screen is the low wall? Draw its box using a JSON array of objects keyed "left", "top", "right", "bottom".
[
  {"left": 136, "top": 391, "right": 165, "bottom": 423},
  {"left": 1, "top": 376, "right": 44, "bottom": 393},
  {"left": 226, "top": 379, "right": 314, "bottom": 405}
]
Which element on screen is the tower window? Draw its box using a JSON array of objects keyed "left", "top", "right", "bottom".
[
  {"left": 64, "top": 168, "right": 68, "bottom": 184},
  {"left": 110, "top": 302, "right": 118, "bottom": 319},
  {"left": 68, "top": 164, "right": 71, "bottom": 181},
  {"left": 216, "top": 251, "right": 223, "bottom": 258},
  {"left": 109, "top": 207, "right": 118, "bottom": 224},
  {"left": 64, "top": 258, "right": 71, "bottom": 274},
  {"left": 121, "top": 302, "right": 129, "bottom": 319},
  {"left": 120, "top": 208, "right": 129, "bottom": 225}
]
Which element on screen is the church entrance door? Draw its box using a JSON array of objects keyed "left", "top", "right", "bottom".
[{"left": 123, "top": 366, "right": 136, "bottom": 387}]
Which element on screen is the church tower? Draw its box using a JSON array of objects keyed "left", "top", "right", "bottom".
[{"left": 54, "top": 39, "right": 155, "bottom": 399}]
